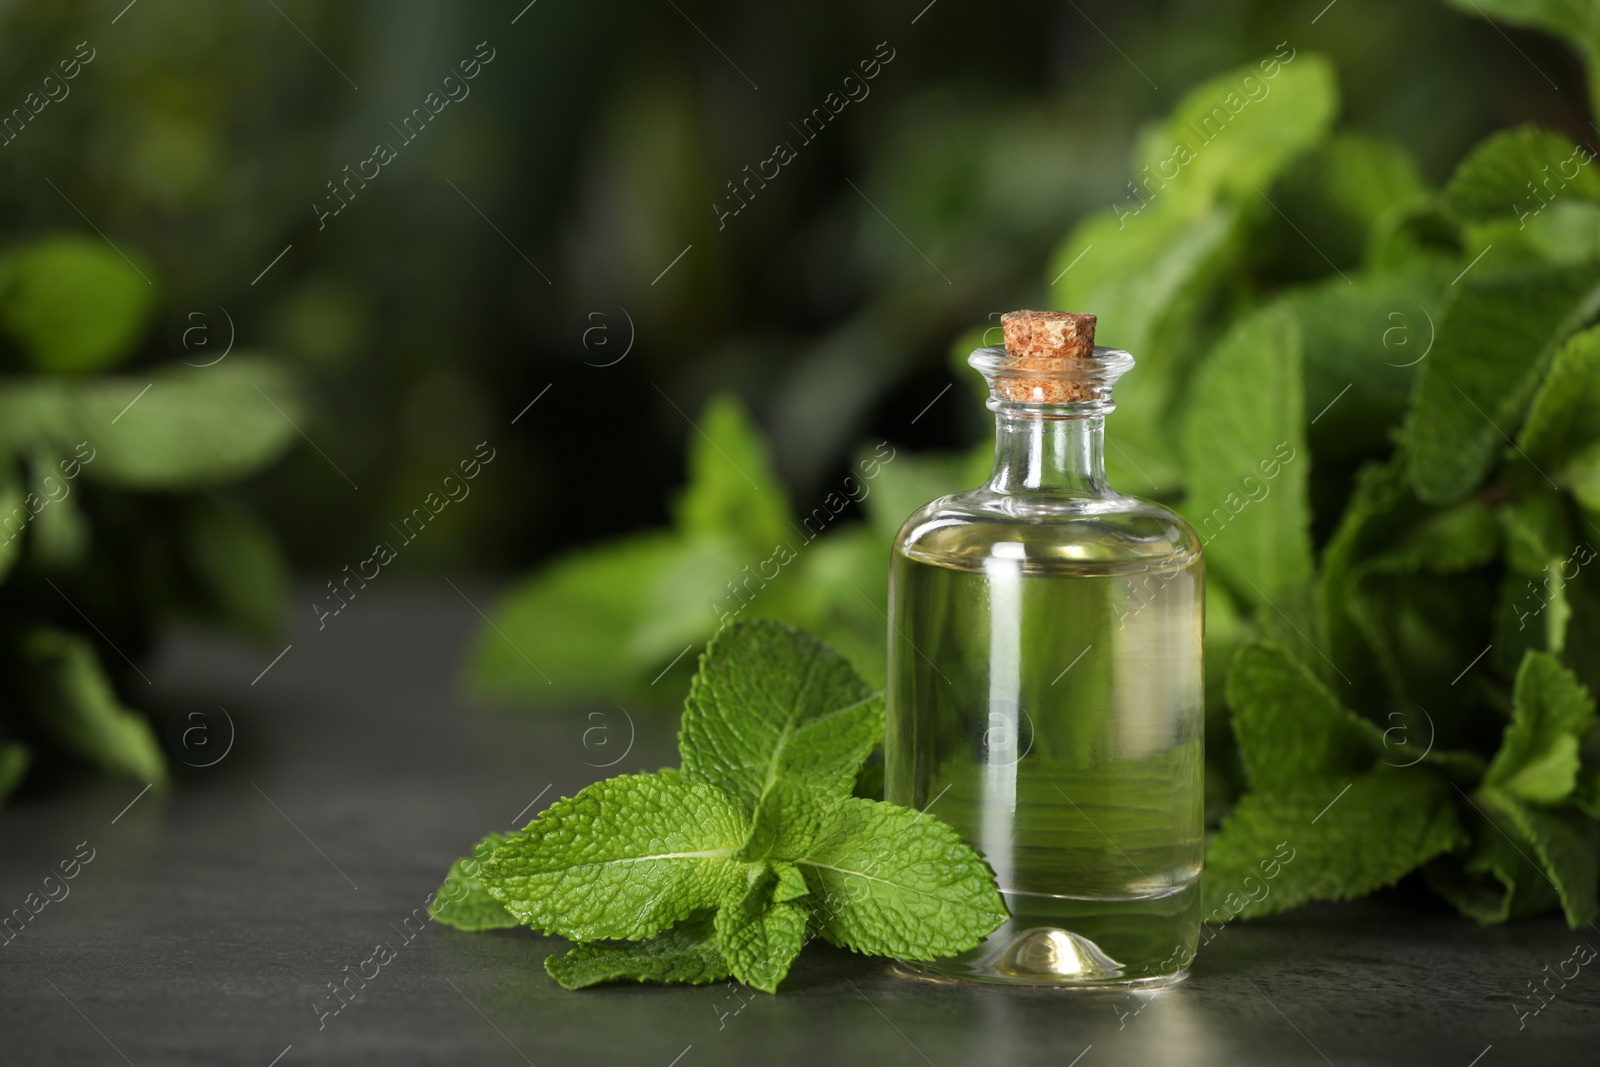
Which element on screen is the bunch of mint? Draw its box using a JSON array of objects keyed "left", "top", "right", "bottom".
[
  {"left": 464, "top": 20, "right": 1600, "bottom": 934},
  {"left": 0, "top": 234, "right": 300, "bottom": 806},
  {"left": 432, "top": 620, "right": 1006, "bottom": 992}
]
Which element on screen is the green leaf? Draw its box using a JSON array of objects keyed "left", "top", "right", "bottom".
[
  {"left": 481, "top": 774, "right": 750, "bottom": 942},
  {"left": 1442, "top": 126, "right": 1600, "bottom": 224},
  {"left": 1519, "top": 324, "right": 1600, "bottom": 492},
  {"left": 0, "top": 458, "right": 24, "bottom": 583},
  {"left": 26, "top": 453, "right": 91, "bottom": 571},
  {"left": 467, "top": 532, "right": 739, "bottom": 703},
  {"left": 0, "top": 355, "right": 305, "bottom": 490},
  {"left": 0, "top": 742, "right": 31, "bottom": 805},
  {"left": 1406, "top": 264, "right": 1600, "bottom": 503},
  {"left": 1260, "top": 132, "right": 1428, "bottom": 275},
  {"left": 1179, "top": 304, "right": 1312, "bottom": 606},
  {"left": 184, "top": 500, "right": 288, "bottom": 641},
  {"left": 0, "top": 234, "right": 155, "bottom": 373},
  {"left": 1203, "top": 767, "right": 1465, "bottom": 918},
  {"left": 679, "top": 620, "right": 882, "bottom": 812},
  {"left": 1226, "top": 642, "right": 1378, "bottom": 791},
  {"left": 1287, "top": 268, "right": 1452, "bottom": 465},
  {"left": 430, "top": 832, "right": 520, "bottom": 931},
  {"left": 781, "top": 525, "right": 895, "bottom": 689},
  {"left": 1424, "top": 806, "right": 1562, "bottom": 925},
  {"left": 796, "top": 797, "right": 1007, "bottom": 960},
  {"left": 1051, "top": 203, "right": 1236, "bottom": 475},
  {"left": 1479, "top": 787, "right": 1600, "bottom": 928},
  {"left": 1491, "top": 492, "right": 1578, "bottom": 670},
  {"left": 1484, "top": 652, "right": 1596, "bottom": 804},
  {"left": 742, "top": 781, "right": 831, "bottom": 864},
  {"left": 545, "top": 914, "right": 730, "bottom": 990},
  {"left": 673, "top": 394, "right": 791, "bottom": 552},
  {"left": 19, "top": 628, "right": 166, "bottom": 784},
  {"left": 1133, "top": 53, "right": 1339, "bottom": 216},
  {"left": 714, "top": 865, "right": 810, "bottom": 992}
]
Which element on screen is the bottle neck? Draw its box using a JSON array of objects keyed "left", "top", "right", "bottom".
[{"left": 986, "top": 411, "right": 1109, "bottom": 496}]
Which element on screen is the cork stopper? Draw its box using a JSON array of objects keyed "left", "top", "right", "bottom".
[{"left": 997, "top": 310, "right": 1098, "bottom": 403}]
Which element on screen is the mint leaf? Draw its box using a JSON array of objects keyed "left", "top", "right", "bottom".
[
  {"left": 1289, "top": 269, "right": 1451, "bottom": 466},
  {"left": 1426, "top": 801, "right": 1563, "bottom": 924},
  {"left": 797, "top": 797, "right": 1007, "bottom": 960},
  {"left": 714, "top": 865, "right": 809, "bottom": 993},
  {"left": 1180, "top": 305, "right": 1312, "bottom": 607},
  {"left": 1261, "top": 132, "right": 1427, "bottom": 276},
  {"left": 20, "top": 628, "right": 166, "bottom": 784},
  {"left": 1204, "top": 768, "right": 1466, "bottom": 918},
  {"left": 742, "top": 780, "right": 830, "bottom": 863},
  {"left": 1484, "top": 652, "right": 1596, "bottom": 804},
  {"left": 1052, "top": 203, "right": 1236, "bottom": 474},
  {"left": 184, "top": 500, "right": 288, "bottom": 642},
  {"left": 0, "top": 234, "right": 155, "bottom": 373},
  {"left": 0, "top": 356, "right": 304, "bottom": 490},
  {"left": 1441, "top": 126, "right": 1600, "bottom": 223},
  {"left": 468, "top": 532, "right": 740, "bottom": 702},
  {"left": 430, "top": 832, "right": 519, "bottom": 931},
  {"left": 1519, "top": 324, "right": 1600, "bottom": 506},
  {"left": 482, "top": 774, "right": 750, "bottom": 942},
  {"left": 1227, "top": 642, "right": 1378, "bottom": 790},
  {"left": 0, "top": 742, "right": 31, "bottom": 806},
  {"left": 1478, "top": 788, "right": 1600, "bottom": 928},
  {"left": 0, "top": 459, "right": 24, "bottom": 583},
  {"left": 545, "top": 914, "right": 730, "bottom": 990},
  {"left": 1406, "top": 264, "right": 1600, "bottom": 503},
  {"left": 1134, "top": 53, "right": 1338, "bottom": 216},
  {"left": 673, "top": 393, "right": 791, "bottom": 553},
  {"left": 680, "top": 620, "right": 882, "bottom": 812}
]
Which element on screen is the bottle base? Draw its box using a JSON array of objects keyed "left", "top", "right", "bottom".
[
  {"left": 892, "top": 884, "right": 1199, "bottom": 988},
  {"left": 893, "top": 925, "right": 1191, "bottom": 989}
]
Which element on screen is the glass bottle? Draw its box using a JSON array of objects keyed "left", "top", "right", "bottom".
[{"left": 886, "top": 311, "right": 1204, "bottom": 987}]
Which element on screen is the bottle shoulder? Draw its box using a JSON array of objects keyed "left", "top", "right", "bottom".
[{"left": 893, "top": 488, "right": 1202, "bottom": 575}]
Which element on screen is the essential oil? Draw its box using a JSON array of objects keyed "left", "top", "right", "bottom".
[{"left": 886, "top": 310, "right": 1204, "bottom": 986}]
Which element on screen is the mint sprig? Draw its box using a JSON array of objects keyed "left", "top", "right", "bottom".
[{"left": 433, "top": 620, "right": 1006, "bottom": 993}]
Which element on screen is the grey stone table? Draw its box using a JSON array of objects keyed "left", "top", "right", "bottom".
[{"left": 2, "top": 590, "right": 1595, "bottom": 1066}]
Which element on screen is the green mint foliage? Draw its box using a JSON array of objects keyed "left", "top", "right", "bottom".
[
  {"left": 21, "top": 628, "right": 166, "bottom": 785},
  {"left": 1477, "top": 790, "right": 1599, "bottom": 928},
  {"left": 1179, "top": 305, "right": 1312, "bottom": 606},
  {"left": 1519, "top": 324, "right": 1600, "bottom": 509},
  {"left": 468, "top": 395, "right": 893, "bottom": 705},
  {"left": 429, "top": 832, "right": 519, "bottom": 931},
  {"left": 1138, "top": 55, "right": 1338, "bottom": 216},
  {"left": 441, "top": 621, "right": 1005, "bottom": 992},
  {"left": 797, "top": 797, "right": 1008, "bottom": 961},
  {"left": 482, "top": 774, "right": 751, "bottom": 942},
  {"left": 1424, "top": 804, "right": 1562, "bottom": 925},
  {"left": 1207, "top": 641, "right": 1466, "bottom": 918},
  {"left": 545, "top": 914, "right": 730, "bottom": 990},
  {"left": 0, "top": 743, "right": 32, "bottom": 806},
  {"left": 674, "top": 394, "right": 791, "bottom": 552},
  {"left": 680, "top": 621, "right": 881, "bottom": 813},
  {"left": 1484, "top": 652, "right": 1597, "bottom": 804},
  {"left": 469, "top": 35, "right": 1600, "bottom": 935},
  {"left": 1441, "top": 126, "right": 1600, "bottom": 222},
  {"left": 1289, "top": 270, "right": 1449, "bottom": 466},
  {"left": 1226, "top": 642, "right": 1378, "bottom": 791},
  {"left": 714, "top": 865, "right": 811, "bottom": 993},
  {"left": 1407, "top": 265, "right": 1600, "bottom": 504},
  {"left": 1204, "top": 769, "right": 1466, "bottom": 918},
  {"left": 0, "top": 235, "right": 155, "bottom": 374}
]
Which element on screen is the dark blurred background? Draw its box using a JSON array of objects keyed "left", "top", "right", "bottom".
[{"left": 0, "top": 0, "right": 1587, "bottom": 573}]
